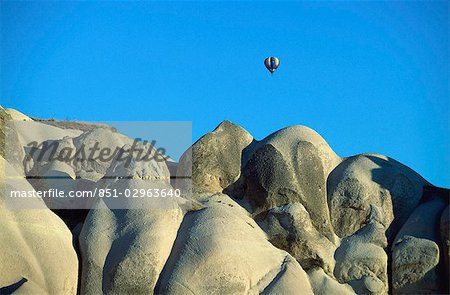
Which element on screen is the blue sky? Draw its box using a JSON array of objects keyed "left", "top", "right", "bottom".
[{"left": 2, "top": 1, "right": 449, "bottom": 187}]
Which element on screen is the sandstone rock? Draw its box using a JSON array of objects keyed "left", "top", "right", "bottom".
[
  {"left": 25, "top": 136, "right": 88, "bottom": 209},
  {"left": 391, "top": 236, "right": 440, "bottom": 293},
  {"left": 243, "top": 125, "right": 340, "bottom": 242},
  {"left": 24, "top": 135, "right": 76, "bottom": 172},
  {"left": 14, "top": 120, "right": 82, "bottom": 146},
  {"left": 261, "top": 202, "right": 337, "bottom": 274},
  {"left": 32, "top": 117, "right": 116, "bottom": 132},
  {"left": 99, "top": 142, "right": 177, "bottom": 209},
  {"left": 260, "top": 256, "right": 314, "bottom": 295},
  {"left": 334, "top": 241, "right": 387, "bottom": 294},
  {"left": 308, "top": 268, "right": 355, "bottom": 295},
  {"left": 348, "top": 205, "right": 388, "bottom": 248},
  {"left": 0, "top": 156, "right": 78, "bottom": 294},
  {"left": 391, "top": 192, "right": 447, "bottom": 294},
  {"left": 8, "top": 117, "right": 83, "bottom": 178},
  {"left": 394, "top": 194, "right": 446, "bottom": 242},
  {"left": 245, "top": 125, "right": 341, "bottom": 175},
  {"left": 105, "top": 142, "right": 170, "bottom": 181},
  {"left": 0, "top": 107, "right": 24, "bottom": 173},
  {"left": 4, "top": 108, "right": 32, "bottom": 121},
  {"left": 72, "top": 128, "right": 133, "bottom": 180},
  {"left": 79, "top": 149, "right": 183, "bottom": 294},
  {"left": 2, "top": 111, "right": 448, "bottom": 294},
  {"left": 79, "top": 199, "right": 183, "bottom": 294},
  {"left": 334, "top": 205, "right": 389, "bottom": 294},
  {"left": 177, "top": 120, "right": 253, "bottom": 195},
  {"left": 327, "top": 153, "right": 427, "bottom": 239},
  {"left": 156, "top": 193, "right": 314, "bottom": 294}
]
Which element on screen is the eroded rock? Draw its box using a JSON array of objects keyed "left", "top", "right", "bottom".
[
  {"left": 334, "top": 205, "right": 389, "bottom": 295},
  {"left": 261, "top": 202, "right": 337, "bottom": 274},
  {"left": 177, "top": 120, "right": 253, "bottom": 195},
  {"left": 0, "top": 156, "right": 79, "bottom": 294},
  {"left": 391, "top": 236, "right": 440, "bottom": 293},
  {"left": 156, "top": 193, "right": 314, "bottom": 294},
  {"left": 391, "top": 191, "right": 447, "bottom": 294},
  {"left": 243, "top": 125, "right": 340, "bottom": 243},
  {"left": 327, "top": 154, "right": 427, "bottom": 240}
]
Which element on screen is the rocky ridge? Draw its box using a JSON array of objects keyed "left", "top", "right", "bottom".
[{"left": 0, "top": 108, "right": 448, "bottom": 294}]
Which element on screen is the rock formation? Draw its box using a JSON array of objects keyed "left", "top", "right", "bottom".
[{"left": 0, "top": 107, "right": 448, "bottom": 294}]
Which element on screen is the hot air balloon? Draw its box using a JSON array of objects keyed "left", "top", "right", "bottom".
[{"left": 264, "top": 57, "right": 279, "bottom": 74}]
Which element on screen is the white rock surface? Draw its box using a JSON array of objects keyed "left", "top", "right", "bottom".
[
  {"left": 0, "top": 156, "right": 79, "bottom": 294},
  {"left": 262, "top": 202, "right": 337, "bottom": 274},
  {"left": 72, "top": 128, "right": 133, "bottom": 180},
  {"left": 391, "top": 236, "right": 440, "bottom": 293},
  {"left": 14, "top": 120, "right": 82, "bottom": 146},
  {"left": 252, "top": 125, "right": 341, "bottom": 175},
  {"left": 308, "top": 268, "right": 355, "bottom": 295},
  {"left": 2, "top": 109, "right": 448, "bottom": 295},
  {"left": 79, "top": 200, "right": 183, "bottom": 294},
  {"left": 391, "top": 194, "right": 446, "bottom": 293},
  {"left": 156, "top": 193, "right": 314, "bottom": 294},
  {"left": 0, "top": 107, "right": 25, "bottom": 174},
  {"left": 79, "top": 148, "right": 183, "bottom": 294},
  {"left": 327, "top": 154, "right": 428, "bottom": 239},
  {"left": 242, "top": 125, "right": 340, "bottom": 244},
  {"left": 177, "top": 120, "right": 253, "bottom": 195},
  {"left": 334, "top": 205, "right": 389, "bottom": 294},
  {"left": 4, "top": 108, "right": 33, "bottom": 121}
]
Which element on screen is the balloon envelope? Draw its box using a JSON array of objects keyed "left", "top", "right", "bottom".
[{"left": 264, "top": 57, "right": 279, "bottom": 74}]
